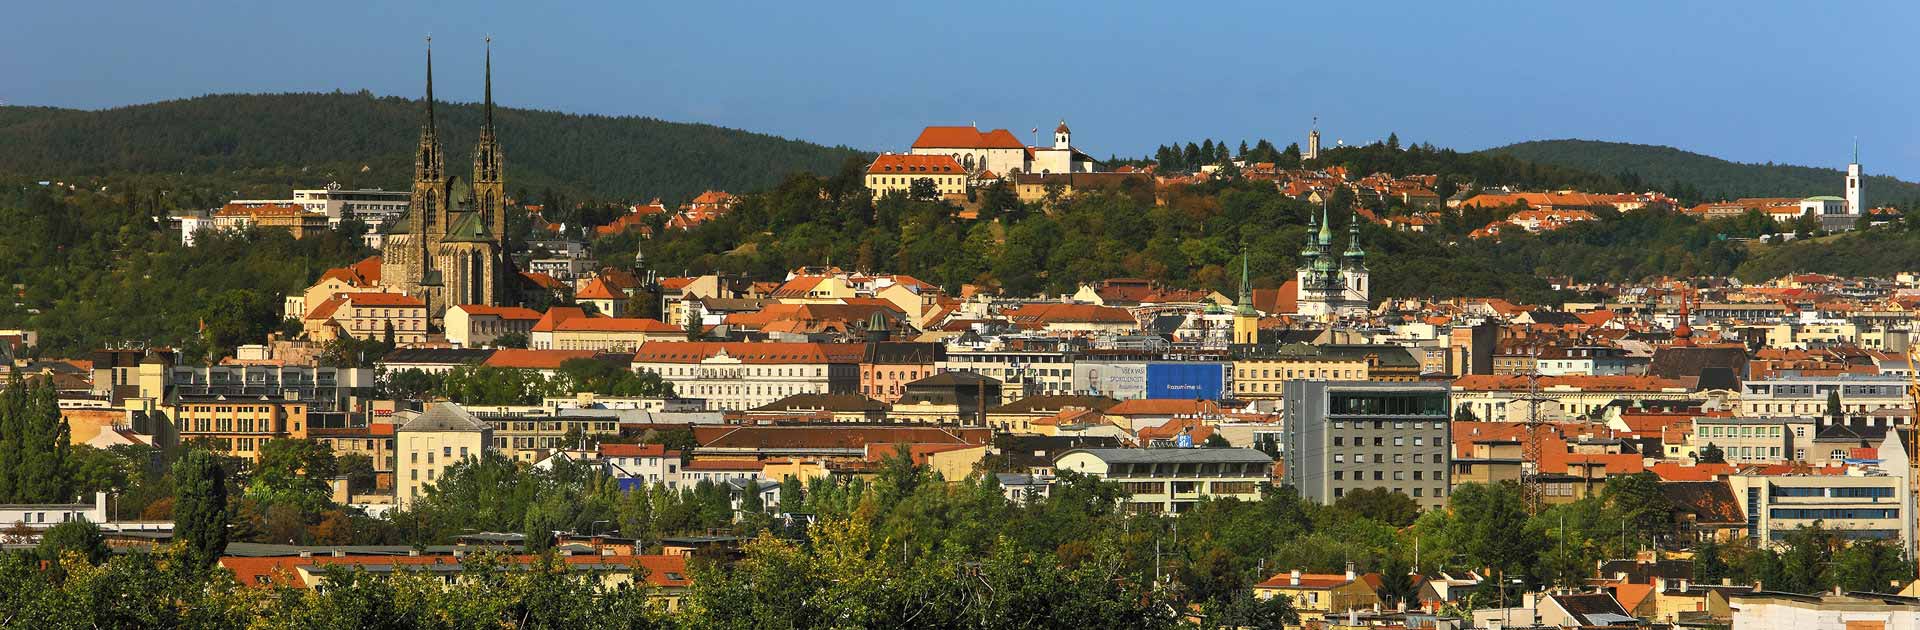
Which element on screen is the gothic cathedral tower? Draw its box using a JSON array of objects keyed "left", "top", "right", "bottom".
[
  {"left": 473, "top": 38, "right": 507, "bottom": 240},
  {"left": 381, "top": 38, "right": 508, "bottom": 322}
]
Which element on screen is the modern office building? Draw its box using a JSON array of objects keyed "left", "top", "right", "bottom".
[
  {"left": 1726, "top": 473, "right": 1909, "bottom": 548},
  {"left": 1282, "top": 380, "right": 1452, "bottom": 509}
]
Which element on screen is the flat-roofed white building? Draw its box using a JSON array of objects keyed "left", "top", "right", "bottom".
[{"left": 1053, "top": 447, "right": 1273, "bottom": 515}]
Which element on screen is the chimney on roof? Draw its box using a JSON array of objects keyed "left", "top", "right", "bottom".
[
  {"left": 408, "top": 548, "right": 421, "bottom": 557},
  {"left": 1290, "top": 569, "right": 1302, "bottom": 586},
  {"left": 298, "top": 549, "right": 313, "bottom": 558}
]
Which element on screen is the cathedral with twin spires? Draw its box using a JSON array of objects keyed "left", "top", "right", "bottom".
[{"left": 381, "top": 39, "right": 509, "bottom": 321}]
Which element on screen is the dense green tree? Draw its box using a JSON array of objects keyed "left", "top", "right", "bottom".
[
  {"left": 1334, "top": 487, "right": 1421, "bottom": 527},
  {"left": 38, "top": 516, "right": 110, "bottom": 565},
  {"left": 1692, "top": 538, "right": 1729, "bottom": 585},
  {"left": 337, "top": 453, "right": 377, "bottom": 494},
  {"left": 382, "top": 367, "right": 439, "bottom": 400},
  {"left": 248, "top": 438, "right": 338, "bottom": 512},
  {"left": 172, "top": 449, "right": 229, "bottom": 572},
  {"left": 0, "top": 378, "right": 73, "bottom": 503},
  {"left": 1833, "top": 539, "right": 1913, "bottom": 593},
  {"left": 1602, "top": 472, "right": 1675, "bottom": 542}
]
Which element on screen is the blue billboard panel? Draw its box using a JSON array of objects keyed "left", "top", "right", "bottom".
[{"left": 1145, "top": 363, "right": 1225, "bottom": 400}]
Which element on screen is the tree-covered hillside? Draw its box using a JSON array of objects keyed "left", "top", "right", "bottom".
[
  {"left": 0, "top": 92, "right": 868, "bottom": 205},
  {"left": 1482, "top": 139, "right": 1920, "bottom": 207}
]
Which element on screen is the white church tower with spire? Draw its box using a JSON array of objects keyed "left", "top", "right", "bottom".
[{"left": 1294, "top": 206, "right": 1369, "bottom": 320}]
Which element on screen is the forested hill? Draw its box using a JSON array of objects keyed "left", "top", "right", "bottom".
[
  {"left": 0, "top": 92, "right": 868, "bottom": 204},
  {"left": 1481, "top": 139, "right": 1920, "bottom": 206}
]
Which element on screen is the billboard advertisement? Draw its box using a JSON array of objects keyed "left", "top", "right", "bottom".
[
  {"left": 1145, "top": 363, "right": 1226, "bottom": 400},
  {"left": 1072, "top": 362, "right": 1148, "bottom": 399}
]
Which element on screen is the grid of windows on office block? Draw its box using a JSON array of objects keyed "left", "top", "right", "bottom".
[{"left": 1329, "top": 392, "right": 1448, "bottom": 416}]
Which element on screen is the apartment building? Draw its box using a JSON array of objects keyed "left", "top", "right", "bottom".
[
  {"left": 1738, "top": 374, "right": 1909, "bottom": 421},
  {"left": 302, "top": 292, "right": 429, "bottom": 344},
  {"left": 858, "top": 341, "right": 944, "bottom": 403},
  {"left": 445, "top": 305, "right": 543, "bottom": 348},
  {"left": 1281, "top": 380, "right": 1453, "bottom": 510},
  {"left": 1690, "top": 417, "right": 1816, "bottom": 464},
  {"left": 547, "top": 317, "right": 683, "bottom": 351},
  {"left": 1230, "top": 343, "right": 1423, "bottom": 400},
  {"left": 174, "top": 394, "right": 311, "bottom": 459},
  {"left": 940, "top": 345, "right": 1078, "bottom": 398},
  {"left": 394, "top": 403, "right": 492, "bottom": 508},
  {"left": 485, "top": 415, "right": 624, "bottom": 461}
]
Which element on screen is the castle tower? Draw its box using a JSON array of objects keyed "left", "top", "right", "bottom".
[
  {"left": 1054, "top": 120, "right": 1071, "bottom": 150},
  {"left": 473, "top": 37, "right": 507, "bottom": 239},
  {"left": 1846, "top": 139, "right": 1864, "bottom": 216}
]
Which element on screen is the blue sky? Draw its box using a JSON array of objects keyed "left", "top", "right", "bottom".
[{"left": 8, "top": 2, "right": 1919, "bottom": 178}]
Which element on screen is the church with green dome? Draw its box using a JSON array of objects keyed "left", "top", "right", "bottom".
[{"left": 1294, "top": 206, "right": 1369, "bottom": 320}]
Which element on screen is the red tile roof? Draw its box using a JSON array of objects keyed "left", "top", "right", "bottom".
[
  {"left": 1106, "top": 399, "right": 1220, "bottom": 416},
  {"left": 910, "top": 126, "right": 1025, "bottom": 150},
  {"left": 1255, "top": 571, "right": 1369, "bottom": 590},
  {"left": 630, "top": 342, "right": 866, "bottom": 365},
  {"left": 532, "top": 307, "right": 589, "bottom": 333},
  {"left": 599, "top": 443, "right": 669, "bottom": 458},
  {"left": 455, "top": 305, "right": 544, "bottom": 320},
  {"left": 577, "top": 278, "right": 624, "bottom": 300},
  {"left": 342, "top": 292, "right": 426, "bottom": 308},
  {"left": 483, "top": 349, "right": 601, "bottom": 370},
  {"left": 1002, "top": 303, "right": 1136, "bottom": 329},
  {"left": 868, "top": 154, "right": 965, "bottom": 175},
  {"left": 554, "top": 317, "right": 680, "bottom": 333},
  {"left": 522, "top": 272, "right": 567, "bottom": 291},
  {"left": 1452, "top": 374, "right": 1688, "bottom": 392},
  {"left": 215, "top": 202, "right": 309, "bottom": 217},
  {"left": 223, "top": 553, "right": 689, "bottom": 589}
]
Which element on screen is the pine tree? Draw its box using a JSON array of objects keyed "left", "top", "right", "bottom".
[
  {"left": 1183, "top": 143, "right": 1202, "bottom": 170},
  {"left": 1387, "top": 132, "right": 1401, "bottom": 150},
  {"left": 1200, "top": 140, "right": 1215, "bottom": 164},
  {"left": 173, "top": 449, "right": 229, "bottom": 571},
  {"left": 1237, "top": 140, "right": 1249, "bottom": 158}
]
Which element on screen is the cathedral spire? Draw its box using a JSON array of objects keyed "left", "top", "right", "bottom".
[
  {"left": 483, "top": 37, "right": 494, "bottom": 132},
  {"left": 424, "top": 36, "right": 435, "bottom": 135}
]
